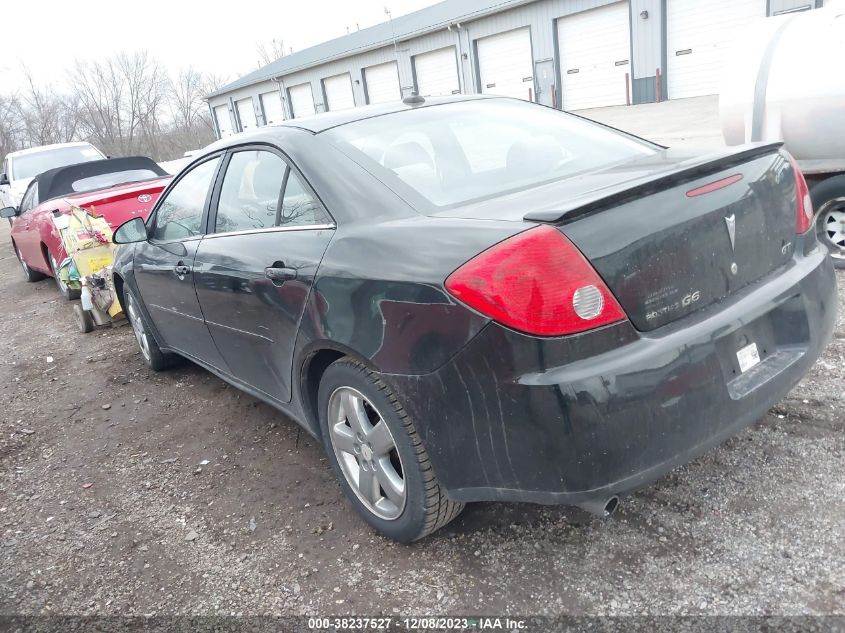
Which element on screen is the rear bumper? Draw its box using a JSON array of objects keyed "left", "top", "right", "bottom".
[{"left": 389, "top": 246, "right": 838, "bottom": 505}]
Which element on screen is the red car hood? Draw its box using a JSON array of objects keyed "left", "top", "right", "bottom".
[{"left": 61, "top": 176, "right": 172, "bottom": 229}]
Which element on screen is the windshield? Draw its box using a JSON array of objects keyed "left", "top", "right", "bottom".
[
  {"left": 11, "top": 145, "right": 104, "bottom": 180},
  {"left": 324, "top": 99, "right": 656, "bottom": 209},
  {"left": 71, "top": 170, "right": 160, "bottom": 193}
]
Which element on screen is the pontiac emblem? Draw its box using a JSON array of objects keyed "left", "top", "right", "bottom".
[{"left": 724, "top": 214, "right": 736, "bottom": 252}]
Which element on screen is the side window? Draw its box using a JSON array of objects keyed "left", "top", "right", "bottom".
[
  {"left": 152, "top": 157, "right": 220, "bottom": 241},
  {"left": 280, "top": 171, "right": 330, "bottom": 226},
  {"left": 19, "top": 184, "right": 37, "bottom": 213},
  {"left": 215, "top": 150, "right": 286, "bottom": 233}
]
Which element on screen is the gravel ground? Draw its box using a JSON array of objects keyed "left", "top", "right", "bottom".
[{"left": 0, "top": 221, "right": 843, "bottom": 619}]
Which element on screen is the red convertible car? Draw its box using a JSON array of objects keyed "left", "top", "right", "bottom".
[{"left": 1, "top": 157, "right": 171, "bottom": 299}]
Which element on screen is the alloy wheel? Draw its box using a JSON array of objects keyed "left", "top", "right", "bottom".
[
  {"left": 821, "top": 203, "right": 845, "bottom": 261},
  {"left": 327, "top": 386, "right": 406, "bottom": 520},
  {"left": 126, "top": 295, "right": 152, "bottom": 362}
]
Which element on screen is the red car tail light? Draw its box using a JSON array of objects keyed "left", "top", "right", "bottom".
[
  {"left": 788, "top": 153, "right": 814, "bottom": 234},
  {"left": 444, "top": 225, "right": 627, "bottom": 336}
]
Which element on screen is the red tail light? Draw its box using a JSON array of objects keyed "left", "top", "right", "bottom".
[
  {"left": 444, "top": 225, "right": 627, "bottom": 336},
  {"left": 789, "top": 153, "right": 814, "bottom": 234}
]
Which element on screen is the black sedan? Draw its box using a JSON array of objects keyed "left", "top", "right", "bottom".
[{"left": 111, "top": 96, "right": 837, "bottom": 542}]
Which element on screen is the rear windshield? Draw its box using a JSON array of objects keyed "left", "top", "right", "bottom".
[
  {"left": 12, "top": 145, "right": 104, "bottom": 180},
  {"left": 71, "top": 170, "right": 160, "bottom": 193},
  {"left": 324, "top": 99, "right": 656, "bottom": 209}
]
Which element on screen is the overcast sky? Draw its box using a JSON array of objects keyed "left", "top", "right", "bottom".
[{"left": 0, "top": 0, "right": 438, "bottom": 93}]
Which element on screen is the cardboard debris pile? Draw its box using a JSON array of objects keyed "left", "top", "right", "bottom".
[{"left": 52, "top": 205, "right": 124, "bottom": 330}]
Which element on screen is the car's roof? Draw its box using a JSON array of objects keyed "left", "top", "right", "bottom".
[
  {"left": 202, "top": 95, "right": 497, "bottom": 157},
  {"left": 7, "top": 141, "right": 101, "bottom": 159},
  {"left": 283, "top": 94, "right": 495, "bottom": 133}
]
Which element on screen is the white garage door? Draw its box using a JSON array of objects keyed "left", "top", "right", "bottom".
[
  {"left": 323, "top": 73, "right": 356, "bottom": 111},
  {"left": 214, "top": 104, "right": 233, "bottom": 138},
  {"left": 557, "top": 3, "right": 631, "bottom": 111},
  {"left": 235, "top": 98, "right": 257, "bottom": 131},
  {"left": 667, "top": 0, "right": 766, "bottom": 99},
  {"left": 288, "top": 83, "right": 316, "bottom": 118},
  {"left": 476, "top": 27, "right": 534, "bottom": 100},
  {"left": 364, "top": 61, "right": 401, "bottom": 104},
  {"left": 413, "top": 46, "right": 460, "bottom": 97},
  {"left": 260, "top": 91, "right": 285, "bottom": 125}
]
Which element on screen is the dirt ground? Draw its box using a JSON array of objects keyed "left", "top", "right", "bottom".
[{"left": 1, "top": 220, "right": 844, "bottom": 619}]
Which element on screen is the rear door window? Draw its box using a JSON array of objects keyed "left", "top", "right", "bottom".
[
  {"left": 213, "top": 148, "right": 331, "bottom": 233},
  {"left": 214, "top": 150, "right": 286, "bottom": 233},
  {"left": 279, "top": 171, "right": 330, "bottom": 227}
]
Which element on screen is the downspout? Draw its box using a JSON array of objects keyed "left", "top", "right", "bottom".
[
  {"left": 272, "top": 77, "right": 291, "bottom": 120},
  {"left": 206, "top": 100, "right": 220, "bottom": 139},
  {"left": 448, "top": 23, "right": 468, "bottom": 94}
]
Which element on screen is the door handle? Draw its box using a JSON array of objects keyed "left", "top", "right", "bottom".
[
  {"left": 265, "top": 265, "right": 297, "bottom": 284},
  {"left": 174, "top": 264, "right": 191, "bottom": 276}
]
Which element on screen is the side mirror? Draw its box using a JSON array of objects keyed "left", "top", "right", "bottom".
[
  {"left": 0, "top": 173, "right": 9, "bottom": 186},
  {"left": 0, "top": 206, "right": 18, "bottom": 219},
  {"left": 113, "top": 217, "right": 148, "bottom": 244}
]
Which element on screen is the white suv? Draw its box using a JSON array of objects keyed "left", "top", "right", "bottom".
[{"left": 1, "top": 142, "right": 107, "bottom": 211}]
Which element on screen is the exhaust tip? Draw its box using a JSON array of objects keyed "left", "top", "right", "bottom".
[{"left": 576, "top": 496, "right": 620, "bottom": 518}]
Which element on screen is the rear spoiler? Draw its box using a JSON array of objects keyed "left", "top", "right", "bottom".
[{"left": 523, "top": 142, "right": 784, "bottom": 225}]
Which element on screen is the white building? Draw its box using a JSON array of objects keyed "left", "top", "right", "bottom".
[{"left": 207, "top": 0, "right": 824, "bottom": 137}]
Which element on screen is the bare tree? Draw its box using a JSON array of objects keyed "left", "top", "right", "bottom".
[
  {"left": 0, "top": 94, "right": 24, "bottom": 159},
  {"left": 256, "top": 38, "right": 287, "bottom": 66},
  {"left": 18, "top": 67, "right": 81, "bottom": 147},
  {"left": 2, "top": 51, "right": 222, "bottom": 163},
  {"left": 169, "top": 67, "right": 207, "bottom": 132},
  {"left": 71, "top": 51, "right": 166, "bottom": 158}
]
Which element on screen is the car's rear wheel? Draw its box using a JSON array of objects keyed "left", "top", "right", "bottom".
[
  {"left": 48, "top": 249, "right": 81, "bottom": 300},
  {"left": 124, "top": 288, "right": 179, "bottom": 371},
  {"left": 811, "top": 176, "right": 845, "bottom": 269},
  {"left": 318, "top": 358, "right": 464, "bottom": 542},
  {"left": 14, "top": 243, "right": 46, "bottom": 282}
]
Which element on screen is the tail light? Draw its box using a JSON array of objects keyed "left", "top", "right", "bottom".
[
  {"left": 444, "top": 225, "right": 627, "bottom": 336},
  {"left": 788, "top": 153, "right": 814, "bottom": 234}
]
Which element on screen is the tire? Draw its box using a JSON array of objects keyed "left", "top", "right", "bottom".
[
  {"left": 13, "top": 242, "right": 46, "bottom": 282},
  {"left": 124, "top": 287, "right": 179, "bottom": 371},
  {"left": 318, "top": 358, "right": 464, "bottom": 542},
  {"left": 73, "top": 304, "right": 95, "bottom": 333},
  {"left": 48, "top": 249, "right": 81, "bottom": 300},
  {"left": 811, "top": 175, "right": 845, "bottom": 270}
]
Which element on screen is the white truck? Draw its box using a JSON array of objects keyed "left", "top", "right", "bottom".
[
  {"left": 720, "top": 0, "right": 845, "bottom": 267},
  {"left": 1, "top": 142, "right": 107, "bottom": 211}
]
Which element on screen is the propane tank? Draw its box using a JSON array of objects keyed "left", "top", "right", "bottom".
[{"left": 720, "top": 1, "right": 845, "bottom": 161}]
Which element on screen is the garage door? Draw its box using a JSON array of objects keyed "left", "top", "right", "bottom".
[
  {"left": 364, "top": 61, "right": 401, "bottom": 104},
  {"left": 214, "top": 104, "right": 233, "bottom": 138},
  {"left": 260, "top": 91, "right": 285, "bottom": 125},
  {"left": 413, "top": 46, "right": 460, "bottom": 96},
  {"left": 667, "top": 0, "right": 766, "bottom": 99},
  {"left": 476, "top": 27, "right": 534, "bottom": 100},
  {"left": 235, "top": 98, "right": 257, "bottom": 131},
  {"left": 323, "top": 73, "right": 356, "bottom": 111},
  {"left": 288, "top": 83, "right": 316, "bottom": 118},
  {"left": 557, "top": 3, "right": 631, "bottom": 110}
]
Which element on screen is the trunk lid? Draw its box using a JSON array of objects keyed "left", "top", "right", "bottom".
[
  {"left": 557, "top": 146, "right": 797, "bottom": 331},
  {"left": 61, "top": 177, "right": 171, "bottom": 230},
  {"left": 434, "top": 143, "right": 798, "bottom": 332}
]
